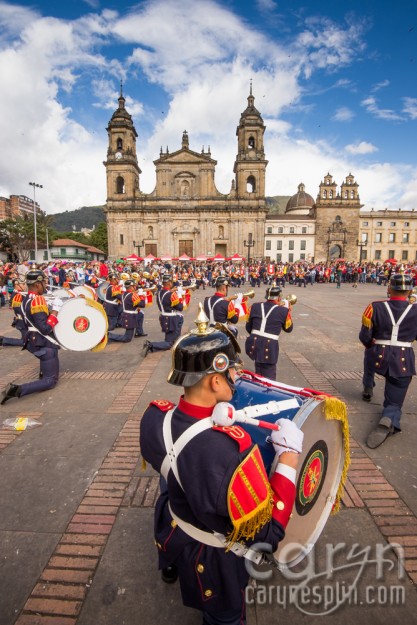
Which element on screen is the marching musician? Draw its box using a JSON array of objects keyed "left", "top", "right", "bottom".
[
  {"left": 360, "top": 273, "right": 417, "bottom": 448},
  {"left": 249, "top": 267, "right": 261, "bottom": 288},
  {"left": 103, "top": 272, "right": 123, "bottom": 331},
  {"left": 140, "top": 314, "right": 303, "bottom": 625},
  {"left": 142, "top": 274, "right": 184, "bottom": 357},
  {"left": 203, "top": 276, "right": 239, "bottom": 337},
  {"left": 245, "top": 283, "right": 293, "bottom": 380},
  {"left": 108, "top": 279, "right": 145, "bottom": 343},
  {"left": 0, "top": 270, "right": 63, "bottom": 405}
]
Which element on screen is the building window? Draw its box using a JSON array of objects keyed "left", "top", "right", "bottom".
[
  {"left": 277, "top": 240, "right": 282, "bottom": 250},
  {"left": 278, "top": 227, "right": 284, "bottom": 233},
  {"left": 300, "top": 240, "right": 306, "bottom": 250},
  {"left": 120, "top": 234, "right": 124, "bottom": 245},
  {"left": 288, "top": 253, "right": 294, "bottom": 262},
  {"left": 276, "top": 253, "right": 282, "bottom": 262},
  {"left": 361, "top": 234, "right": 368, "bottom": 243},
  {"left": 246, "top": 175, "right": 256, "bottom": 193},
  {"left": 60, "top": 248, "right": 66, "bottom": 256},
  {"left": 402, "top": 250, "right": 408, "bottom": 260},
  {"left": 376, "top": 221, "right": 382, "bottom": 226},
  {"left": 248, "top": 136, "right": 255, "bottom": 149},
  {"left": 375, "top": 233, "right": 382, "bottom": 243},
  {"left": 362, "top": 250, "right": 367, "bottom": 260},
  {"left": 301, "top": 227, "right": 307, "bottom": 234},
  {"left": 322, "top": 190, "right": 327, "bottom": 198},
  {"left": 329, "top": 190, "right": 333, "bottom": 199},
  {"left": 117, "top": 138, "right": 123, "bottom": 150},
  {"left": 116, "top": 176, "right": 125, "bottom": 194},
  {"left": 266, "top": 240, "right": 271, "bottom": 250},
  {"left": 289, "top": 240, "right": 294, "bottom": 250},
  {"left": 389, "top": 233, "right": 395, "bottom": 243},
  {"left": 390, "top": 221, "right": 396, "bottom": 227},
  {"left": 375, "top": 250, "right": 381, "bottom": 260},
  {"left": 300, "top": 253, "right": 306, "bottom": 260},
  {"left": 335, "top": 215, "right": 341, "bottom": 222},
  {"left": 289, "top": 227, "right": 295, "bottom": 234},
  {"left": 362, "top": 221, "right": 368, "bottom": 226},
  {"left": 403, "top": 233, "right": 409, "bottom": 243},
  {"left": 388, "top": 250, "right": 395, "bottom": 259},
  {"left": 404, "top": 222, "right": 410, "bottom": 227},
  {"left": 267, "top": 227, "right": 272, "bottom": 234}
]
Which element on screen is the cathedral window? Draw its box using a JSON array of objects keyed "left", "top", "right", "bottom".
[
  {"left": 181, "top": 180, "right": 190, "bottom": 196},
  {"left": 117, "top": 138, "right": 123, "bottom": 150},
  {"left": 116, "top": 176, "right": 125, "bottom": 194},
  {"left": 120, "top": 234, "right": 124, "bottom": 245},
  {"left": 323, "top": 190, "right": 327, "bottom": 198},
  {"left": 246, "top": 176, "right": 256, "bottom": 193},
  {"left": 335, "top": 215, "right": 341, "bottom": 222},
  {"left": 218, "top": 225, "right": 224, "bottom": 239},
  {"left": 248, "top": 136, "right": 255, "bottom": 149},
  {"left": 344, "top": 190, "right": 348, "bottom": 199},
  {"left": 350, "top": 190, "right": 355, "bottom": 199},
  {"left": 148, "top": 226, "right": 154, "bottom": 238},
  {"left": 329, "top": 190, "right": 333, "bottom": 199}
]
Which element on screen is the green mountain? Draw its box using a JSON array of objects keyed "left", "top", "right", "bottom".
[
  {"left": 266, "top": 196, "right": 291, "bottom": 214},
  {"left": 51, "top": 205, "right": 105, "bottom": 231}
]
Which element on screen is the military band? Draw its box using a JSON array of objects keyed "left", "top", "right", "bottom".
[
  {"left": 107, "top": 279, "right": 146, "bottom": 343},
  {"left": 142, "top": 274, "right": 184, "bottom": 357},
  {"left": 203, "top": 276, "right": 239, "bottom": 338}
]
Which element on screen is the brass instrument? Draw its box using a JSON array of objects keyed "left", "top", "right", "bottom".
[
  {"left": 282, "top": 294, "right": 297, "bottom": 306},
  {"left": 146, "top": 284, "right": 158, "bottom": 292},
  {"left": 227, "top": 289, "right": 255, "bottom": 302}
]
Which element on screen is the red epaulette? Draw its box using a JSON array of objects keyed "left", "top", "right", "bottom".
[
  {"left": 212, "top": 424, "right": 252, "bottom": 452},
  {"left": 149, "top": 399, "right": 176, "bottom": 412}
]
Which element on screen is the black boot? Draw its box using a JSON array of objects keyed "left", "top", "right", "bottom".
[
  {"left": 0, "top": 336, "right": 3, "bottom": 346},
  {"left": 0, "top": 383, "right": 22, "bottom": 405},
  {"left": 362, "top": 387, "right": 373, "bottom": 402}
]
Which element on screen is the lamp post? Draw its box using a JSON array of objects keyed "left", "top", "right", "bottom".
[
  {"left": 29, "top": 181, "right": 42, "bottom": 261},
  {"left": 133, "top": 239, "right": 144, "bottom": 257},
  {"left": 243, "top": 233, "right": 255, "bottom": 264},
  {"left": 356, "top": 238, "right": 367, "bottom": 263}
]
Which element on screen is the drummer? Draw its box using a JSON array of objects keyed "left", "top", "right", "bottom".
[
  {"left": 103, "top": 272, "right": 123, "bottom": 331},
  {"left": 140, "top": 312, "right": 303, "bottom": 624},
  {"left": 0, "top": 269, "right": 64, "bottom": 404},
  {"left": 108, "top": 279, "right": 145, "bottom": 343},
  {"left": 203, "top": 276, "right": 239, "bottom": 337},
  {"left": 245, "top": 283, "right": 293, "bottom": 380}
]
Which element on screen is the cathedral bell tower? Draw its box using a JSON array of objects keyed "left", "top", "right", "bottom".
[
  {"left": 104, "top": 83, "right": 141, "bottom": 205},
  {"left": 233, "top": 83, "right": 268, "bottom": 199}
]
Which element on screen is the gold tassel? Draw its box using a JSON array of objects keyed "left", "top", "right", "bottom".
[
  {"left": 318, "top": 396, "right": 350, "bottom": 514},
  {"left": 226, "top": 488, "right": 273, "bottom": 547},
  {"left": 31, "top": 303, "right": 49, "bottom": 314}
]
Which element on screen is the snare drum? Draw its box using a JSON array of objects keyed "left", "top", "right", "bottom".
[{"left": 231, "top": 371, "right": 348, "bottom": 569}]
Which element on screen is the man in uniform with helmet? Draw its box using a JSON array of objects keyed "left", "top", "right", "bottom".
[
  {"left": 0, "top": 269, "right": 63, "bottom": 404},
  {"left": 245, "top": 283, "right": 293, "bottom": 380},
  {"left": 102, "top": 272, "right": 123, "bottom": 331},
  {"left": 360, "top": 272, "right": 417, "bottom": 448},
  {"left": 203, "top": 276, "right": 239, "bottom": 337},
  {"left": 142, "top": 274, "right": 184, "bottom": 357},
  {"left": 140, "top": 309, "right": 303, "bottom": 625},
  {"left": 108, "top": 279, "right": 145, "bottom": 343}
]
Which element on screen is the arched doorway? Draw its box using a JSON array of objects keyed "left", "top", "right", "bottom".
[{"left": 329, "top": 244, "right": 342, "bottom": 260}]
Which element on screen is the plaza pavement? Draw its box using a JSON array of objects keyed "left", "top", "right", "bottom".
[{"left": 0, "top": 281, "right": 416, "bottom": 625}]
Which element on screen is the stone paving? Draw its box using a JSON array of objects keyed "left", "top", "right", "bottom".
[{"left": 0, "top": 281, "right": 416, "bottom": 624}]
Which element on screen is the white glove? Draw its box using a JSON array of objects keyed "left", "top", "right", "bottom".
[
  {"left": 235, "top": 292, "right": 243, "bottom": 305},
  {"left": 51, "top": 297, "right": 64, "bottom": 312},
  {"left": 282, "top": 298, "right": 290, "bottom": 309},
  {"left": 177, "top": 286, "right": 185, "bottom": 298},
  {"left": 270, "top": 418, "right": 303, "bottom": 456}
]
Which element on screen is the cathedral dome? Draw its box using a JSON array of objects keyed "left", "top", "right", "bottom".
[{"left": 285, "top": 183, "right": 315, "bottom": 215}]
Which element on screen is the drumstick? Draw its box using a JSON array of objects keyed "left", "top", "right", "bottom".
[
  {"left": 233, "top": 415, "right": 279, "bottom": 430},
  {"left": 212, "top": 400, "right": 297, "bottom": 431}
]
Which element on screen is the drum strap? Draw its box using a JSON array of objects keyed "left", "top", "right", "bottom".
[
  {"left": 373, "top": 303, "right": 414, "bottom": 347},
  {"left": 160, "top": 409, "right": 263, "bottom": 564},
  {"left": 207, "top": 297, "right": 222, "bottom": 325},
  {"left": 21, "top": 298, "right": 64, "bottom": 349},
  {"left": 251, "top": 303, "right": 279, "bottom": 340},
  {"left": 122, "top": 292, "right": 137, "bottom": 314}
]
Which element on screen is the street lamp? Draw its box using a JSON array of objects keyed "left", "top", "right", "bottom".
[
  {"left": 133, "top": 239, "right": 144, "bottom": 257},
  {"left": 29, "top": 181, "right": 43, "bottom": 261},
  {"left": 356, "top": 238, "right": 367, "bottom": 262},
  {"left": 243, "top": 233, "right": 255, "bottom": 264}
]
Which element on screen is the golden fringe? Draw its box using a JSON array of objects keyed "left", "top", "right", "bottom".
[
  {"left": 318, "top": 396, "right": 350, "bottom": 514},
  {"left": 31, "top": 304, "right": 49, "bottom": 314},
  {"left": 226, "top": 487, "right": 273, "bottom": 547},
  {"left": 361, "top": 315, "right": 372, "bottom": 329}
]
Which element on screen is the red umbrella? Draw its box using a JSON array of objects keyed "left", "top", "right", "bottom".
[
  {"left": 178, "top": 254, "right": 191, "bottom": 261},
  {"left": 125, "top": 253, "right": 142, "bottom": 262},
  {"left": 213, "top": 253, "right": 225, "bottom": 262},
  {"left": 385, "top": 258, "right": 398, "bottom": 264}
]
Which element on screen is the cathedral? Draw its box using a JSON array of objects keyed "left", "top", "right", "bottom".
[{"left": 104, "top": 86, "right": 268, "bottom": 260}]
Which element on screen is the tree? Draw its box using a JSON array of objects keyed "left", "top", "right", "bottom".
[
  {"left": 0, "top": 217, "right": 37, "bottom": 260},
  {"left": 89, "top": 222, "right": 108, "bottom": 255}
]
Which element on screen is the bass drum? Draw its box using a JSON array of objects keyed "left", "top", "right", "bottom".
[
  {"left": 231, "top": 372, "right": 348, "bottom": 569},
  {"left": 71, "top": 285, "right": 97, "bottom": 301},
  {"left": 97, "top": 280, "right": 110, "bottom": 302},
  {"left": 54, "top": 298, "right": 107, "bottom": 351}
]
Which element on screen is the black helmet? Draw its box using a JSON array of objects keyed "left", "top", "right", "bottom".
[
  {"left": 215, "top": 276, "right": 229, "bottom": 288},
  {"left": 26, "top": 269, "right": 47, "bottom": 285},
  {"left": 162, "top": 273, "right": 172, "bottom": 283},
  {"left": 108, "top": 272, "right": 118, "bottom": 281},
  {"left": 266, "top": 284, "right": 281, "bottom": 299},
  {"left": 168, "top": 319, "right": 241, "bottom": 387},
  {"left": 390, "top": 273, "right": 413, "bottom": 291},
  {"left": 124, "top": 279, "right": 135, "bottom": 289}
]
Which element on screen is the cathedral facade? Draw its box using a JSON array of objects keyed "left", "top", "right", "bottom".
[{"left": 104, "top": 88, "right": 268, "bottom": 260}]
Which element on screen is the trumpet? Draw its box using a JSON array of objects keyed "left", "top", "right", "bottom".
[
  {"left": 227, "top": 289, "right": 255, "bottom": 301},
  {"left": 282, "top": 294, "right": 297, "bottom": 306}
]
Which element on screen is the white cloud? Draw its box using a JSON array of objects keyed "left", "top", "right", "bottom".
[
  {"left": 403, "top": 97, "right": 417, "bottom": 120},
  {"left": 333, "top": 107, "right": 355, "bottom": 121},
  {"left": 345, "top": 141, "right": 378, "bottom": 155},
  {"left": 371, "top": 79, "right": 389, "bottom": 92},
  {"left": 255, "top": 0, "right": 277, "bottom": 11},
  {"left": 361, "top": 96, "right": 403, "bottom": 121}
]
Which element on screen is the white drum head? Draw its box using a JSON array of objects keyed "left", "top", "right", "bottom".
[
  {"left": 71, "top": 285, "right": 97, "bottom": 300},
  {"left": 54, "top": 298, "right": 107, "bottom": 351}
]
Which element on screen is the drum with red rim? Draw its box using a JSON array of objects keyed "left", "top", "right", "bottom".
[{"left": 231, "top": 371, "right": 347, "bottom": 569}]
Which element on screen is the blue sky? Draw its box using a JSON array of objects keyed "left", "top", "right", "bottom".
[{"left": 0, "top": 0, "right": 416, "bottom": 214}]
